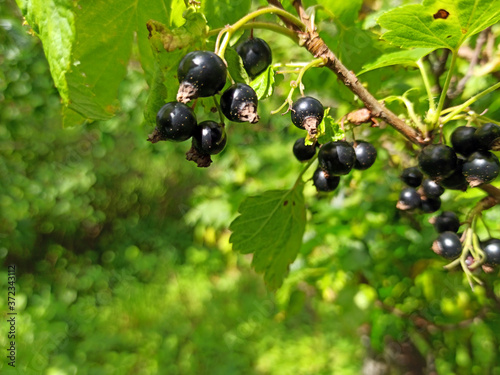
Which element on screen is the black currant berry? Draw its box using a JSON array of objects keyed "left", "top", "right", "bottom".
[
  {"left": 482, "top": 238, "right": 500, "bottom": 265},
  {"left": 151, "top": 101, "right": 197, "bottom": 142},
  {"left": 421, "top": 179, "right": 444, "bottom": 198},
  {"left": 293, "top": 138, "right": 316, "bottom": 162},
  {"left": 318, "top": 141, "right": 356, "bottom": 176},
  {"left": 439, "top": 158, "right": 468, "bottom": 191},
  {"left": 291, "top": 96, "right": 324, "bottom": 135},
  {"left": 396, "top": 187, "right": 421, "bottom": 211},
  {"left": 430, "top": 211, "right": 460, "bottom": 233},
  {"left": 192, "top": 121, "right": 227, "bottom": 155},
  {"left": 421, "top": 196, "right": 441, "bottom": 213},
  {"left": 177, "top": 51, "right": 227, "bottom": 103},
  {"left": 418, "top": 144, "right": 457, "bottom": 180},
  {"left": 450, "top": 126, "right": 479, "bottom": 157},
  {"left": 353, "top": 141, "right": 377, "bottom": 170},
  {"left": 475, "top": 123, "right": 500, "bottom": 150},
  {"left": 400, "top": 167, "right": 423, "bottom": 188},
  {"left": 313, "top": 168, "right": 340, "bottom": 192},
  {"left": 236, "top": 38, "right": 272, "bottom": 78},
  {"left": 432, "top": 232, "right": 462, "bottom": 259},
  {"left": 462, "top": 151, "right": 500, "bottom": 187},
  {"left": 220, "top": 83, "right": 259, "bottom": 124}
]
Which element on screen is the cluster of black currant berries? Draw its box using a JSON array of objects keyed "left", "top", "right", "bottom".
[
  {"left": 290, "top": 97, "right": 378, "bottom": 192},
  {"left": 147, "top": 37, "right": 273, "bottom": 167},
  {"left": 430, "top": 211, "right": 500, "bottom": 271},
  {"left": 397, "top": 123, "right": 500, "bottom": 212}
]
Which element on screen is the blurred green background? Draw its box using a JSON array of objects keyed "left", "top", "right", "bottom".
[{"left": 2, "top": 0, "right": 500, "bottom": 374}]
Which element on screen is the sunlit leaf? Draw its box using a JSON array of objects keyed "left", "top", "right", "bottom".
[
  {"left": 230, "top": 185, "right": 306, "bottom": 289},
  {"left": 359, "top": 48, "right": 434, "bottom": 75},
  {"left": 378, "top": 0, "right": 500, "bottom": 50}
]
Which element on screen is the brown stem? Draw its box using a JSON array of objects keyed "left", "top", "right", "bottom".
[
  {"left": 267, "top": 0, "right": 428, "bottom": 147},
  {"left": 449, "top": 29, "right": 489, "bottom": 99}
]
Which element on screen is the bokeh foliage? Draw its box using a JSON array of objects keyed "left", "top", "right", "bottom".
[{"left": 2, "top": 0, "right": 500, "bottom": 374}]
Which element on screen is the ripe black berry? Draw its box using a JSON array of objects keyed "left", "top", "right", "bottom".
[
  {"left": 293, "top": 138, "right": 316, "bottom": 162},
  {"left": 177, "top": 51, "right": 227, "bottom": 103},
  {"left": 418, "top": 144, "right": 457, "bottom": 180},
  {"left": 313, "top": 168, "right": 340, "bottom": 192},
  {"left": 236, "top": 38, "right": 272, "bottom": 78},
  {"left": 421, "top": 179, "right": 444, "bottom": 198},
  {"left": 462, "top": 151, "right": 500, "bottom": 187},
  {"left": 400, "top": 167, "right": 423, "bottom": 188},
  {"left": 291, "top": 96, "right": 324, "bottom": 135},
  {"left": 450, "top": 126, "right": 479, "bottom": 157},
  {"left": 439, "top": 158, "right": 468, "bottom": 191},
  {"left": 482, "top": 238, "right": 500, "bottom": 265},
  {"left": 431, "top": 211, "right": 460, "bottom": 233},
  {"left": 192, "top": 121, "right": 227, "bottom": 155},
  {"left": 353, "top": 141, "right": 377, "bottom": 170},
  {"left": 432, "top": 232, "right": 462, "bottom": 259},
  {"left": 318, "top": 141, "right": 356, "bottom": 176},
  {"left": 421, "top": 196, "right": 441, "bottom": 213},
  {"left": 475, "top": 123, "right": 500, "bottom": 150},
  {"left": 396, "top": 187, "right": 421, "bottom": 211},
  {"left": 154, "top": 102, "right": 197, "bottom": 142},
  {"left": 220, "top": 83, "right": 259, "bottom": 123}
]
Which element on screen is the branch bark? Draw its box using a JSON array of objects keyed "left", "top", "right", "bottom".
[{"left": 267, "top": 0, "right": 428, "bottom": 147}]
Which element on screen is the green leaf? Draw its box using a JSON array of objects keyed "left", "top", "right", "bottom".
[
  {"left": 316, "top": 114, "right": 345, "bottom": 145},
  {"left": 143, "top": 63, "right": 168, "bottom": 127},
  {"left": 250, "top": 65, "right": 275, "bottom": 100},
  {"left": 358, "top": 48, "right": 434, "bottom": 75},
  {"left": 15, "top": 0, "right": 74, "bottom": 103},
  {"left": 230, "top": 185, "right": 306, "bottom": 290},
  {"left": 200, "top": 0, "right": 252, "bottom": 29},
  {"left": 378, "top": 0, "right": 500, "bottom": 50},
  {"left": 225, "top": 47, "right": 250, "bottom": 84}
]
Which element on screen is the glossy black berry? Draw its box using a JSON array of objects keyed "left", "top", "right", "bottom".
[
  {"left": 291, "top": 96, "right": 324, "bottom": 132},
  {"left": 220, "top": 83, "right": 259, "bottom": 123},
  {"left": 439, "top": 158, "right": 468, "bottom": 191},
  {"left": 462, "top": 151, "right": 500, "bottom": 187},
  {"left": 431, "top": 211, "right": 460, "bottom": 233},
  {"left": 421, "top": 196, "right": 441, "bottom": 213},
  {"left": 177, "top": 51, "right": 227, "bottom": 103},
  {"left": 318, "top": 141, "right": 356, "bottom": 176},
  {"left": 192, "top": 121, "right": 227, "bottom": 155},
  {"left": 418, "top": 144, "right": 457, "bottom": 180},
  {"left": 400, "top": 167, "right": 423, "bottom": 188},
  {"left": 293, "top": 138, "right": 316, "bottom": 162},
  {"left": 236, "top": 38, "right": 272, "bottom": 78},
  {"left": 475, "top": 123, "right": 500, "bottom": 150},
  {"left": 482, "top": 238, "right": 500, "bottom": 265},
  {"left": 396, "top": 187, "right": 421, "bottom": 211},
  {"left": 421, "top": 179, "right": 444, "bottom": 198},
  {"left": 155, "top": 102, "right": 197, "bottom": 142},
  {"left": 432, "top": 232, "right": 462, "bottom": 259},
  {"left": 313, "top": 168, "right": 340, "bottom": 192},
  {"left": 450, "top": 126, "right": 479, "bottom": 157},
  {"left": 353, "top": 141, "right": 377, "bottom": 170}
]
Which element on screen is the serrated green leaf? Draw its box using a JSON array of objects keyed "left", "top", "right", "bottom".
[
  {"left": 15, "top": 0, "right": 74, "bottom": 103},
  {"left": 230, "top": 186, "right": 306, "bottom": 290},
  {"left": 378, "top": 0, "right": 500, "bottom": 50},
  {"left": 358, "top": 48, "right": 434, "bottom": 75},
  {"left": 225, "top": 47, "right": 250, "bottom": 84},
  {"left": 143, "top": 63, "right": 168, "bottom": 127},
  {"left": 250, "top": 65, "right": 275, "bottom": 100},
  {"left": 317, "top": 115, "right": 345, "bottom": 145},
  {"left": 319, "top": 0, "right": 363, "bottom": 25}
]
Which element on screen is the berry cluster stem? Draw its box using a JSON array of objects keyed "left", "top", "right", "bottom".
[
  {"left": 431, "top": 50, "right": 458, "bottom": 127},
  {"left": 216, "top": 6, "right": 305, "bottom": 58}
]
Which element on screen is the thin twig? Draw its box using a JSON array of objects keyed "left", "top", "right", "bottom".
[
  {"left": 449, "top": 29, "right": 489, "bottom": 99},
  {"left": 267, "top": 0, "right": 428, "bottom": 146}
]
